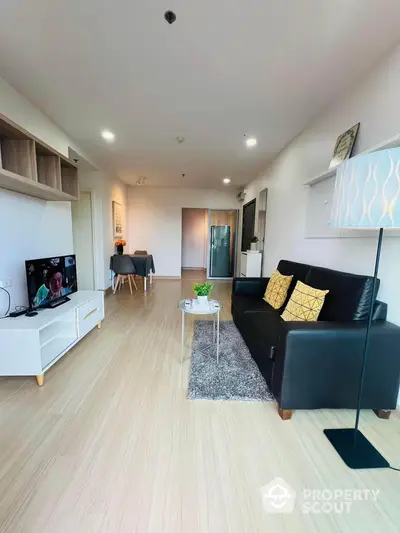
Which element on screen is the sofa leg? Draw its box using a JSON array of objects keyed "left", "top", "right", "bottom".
[
  {"left": 373, "top": 409, "right": 391, "bottom": 420},
  {"left": 278, "top": 408, "right": 293, "bottom": 421}
]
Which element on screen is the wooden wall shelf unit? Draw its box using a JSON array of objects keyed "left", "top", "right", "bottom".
[
  {"left": 304, "top": 133, "right": 400, "bottom": 187},
  {"left": 0, "top": 113, "right": 78, "bottom": 201}
]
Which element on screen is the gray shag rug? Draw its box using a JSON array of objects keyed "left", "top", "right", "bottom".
[{"left": 187, "top": 320, "right": 275, "bottom": 402}]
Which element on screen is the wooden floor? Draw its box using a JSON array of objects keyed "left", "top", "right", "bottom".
[{"left": 0, "top": 271, "right": 399, "bottom": 532}]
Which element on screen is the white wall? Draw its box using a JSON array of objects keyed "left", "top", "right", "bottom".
[
  {"left": 104, "top": 177, "right": 128, "bottom": 288},
  {"left": 78, "top": 170, "right": 128, "bottom": 291},
  {"left": 0, "top": 77, "right": 94, "bottom": 165},
  {"left": 245, "top": 42, "right": 400, "bottom": 325},
  {"left": 0, "top": 77, "right": 83, "bottom": 314},
  {"left": 128, "top": 187, "right": 239, "bottom": 277},
  {"left": 0, "top": 192, "right": 73, "bottom": 314},
  {"left": 182, "top": 209, "right": 208, "bottom": 269},
  {"left": 0, "top": 76, "right": 126, "bottom": 313}
]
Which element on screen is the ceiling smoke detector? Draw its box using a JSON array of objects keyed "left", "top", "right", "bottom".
[{"left": 176, "top": 136, "right": 185, "bottom": 144}]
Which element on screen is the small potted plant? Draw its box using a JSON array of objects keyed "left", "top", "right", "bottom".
[
  {"left": 250, "top": 236, "right": 259, "bottom": 251},
  {"left": 115, "top": 239, "right": 127, "bottom": 255},
  {"left": 193, "top": 282, "right": 213, "bottom": 307}
]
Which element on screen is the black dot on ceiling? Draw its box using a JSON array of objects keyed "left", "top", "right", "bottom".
[{"left": 164, "top": 11, "right": 176, "bottom": 24}]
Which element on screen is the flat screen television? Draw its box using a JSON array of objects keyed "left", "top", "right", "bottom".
[{"left": 25, "top": 255, "right": 78, "bottom": 310}]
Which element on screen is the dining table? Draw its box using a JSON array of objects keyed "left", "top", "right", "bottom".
[{"left": 110, "top": 254, "right": 155, "bottom": 291}]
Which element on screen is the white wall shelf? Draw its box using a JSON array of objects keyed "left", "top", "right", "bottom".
[
  {"left": 0, "top": 112, "right": 78, "bottom": 201},
  {"left": 0, "top": 166, "right": 77, "bottom": 201},
  {"left": 304, "top": 133, "right": 400, "bottom": 187}
]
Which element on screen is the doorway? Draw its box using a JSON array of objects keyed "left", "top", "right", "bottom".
[
  {"left": 71, "top": 190, "right": 96, "bottom": 290},
  {"left": 257, "top": 188, "right": 268, "bottom": 272},
  {"left": 241, "top": 199, "right": 256, "bottom": 252},
  {"left": 181, "top": 208, "right": 208, "bottom": 277},
  {"left": 207, "top": 210, "right": 239, "bottom": 279}
]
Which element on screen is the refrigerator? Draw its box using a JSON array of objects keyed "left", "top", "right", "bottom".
[{"left": 210, "top": 225, "right": 231, "bottom": 277}]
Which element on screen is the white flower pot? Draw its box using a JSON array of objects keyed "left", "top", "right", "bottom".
[
  {"left": 197, "top": 295, "right": 208, "bottom": 308},
  {"left": 250, "top": 242, "right": 258, "bottom": 251}
]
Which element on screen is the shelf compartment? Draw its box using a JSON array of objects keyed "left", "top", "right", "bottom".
[
  {"left": 0, "top": 167, "right": 77, "bottom": 201},
  {"left": 37, "top": 154, "right": 62, "bottom": 189},
  {"left": 0, "top": 139, "right": 37, "bottom": 181},
  {"left": 41, "top": 336, "right": 77, "bottom": 369},
  {"left": 61, "top": 162, "right": 78, "bottom": 197},
  {"left": 39, "top": 314, "right": 76, "bottom": 347}
]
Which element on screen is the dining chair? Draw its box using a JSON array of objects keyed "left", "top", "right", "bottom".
[{"left": 112, "top": 255, "right": 138, "bottom": 294}]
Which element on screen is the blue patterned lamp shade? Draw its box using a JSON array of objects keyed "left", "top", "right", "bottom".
[{"left": 332, "top": 148, "right": 400, "bottom": 229}]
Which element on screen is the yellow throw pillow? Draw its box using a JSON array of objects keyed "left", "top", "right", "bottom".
[
  {"left": 281, "top": 281, "right": 329, "bottom": 322},
  {"left": 264, "top": 270, "right": 293, "bottom": 310}
]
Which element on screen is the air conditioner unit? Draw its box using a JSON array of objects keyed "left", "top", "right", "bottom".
[{"left": 236, "top": 189, "right": 247, "bottom": 202}]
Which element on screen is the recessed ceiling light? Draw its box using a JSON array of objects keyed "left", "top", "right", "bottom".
[
  {"left": 223, "top": 177, "right": 231, "bottom": 184},
  {"left": 101, "top": 130, "right": 115, "bottom": 142},
  {"left": 245, "top": 137, "right": 257, "bottom": 148}
]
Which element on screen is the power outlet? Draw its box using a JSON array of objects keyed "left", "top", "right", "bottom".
[{"left": 0, "top": 280, "right": 12, "bottom": 289}]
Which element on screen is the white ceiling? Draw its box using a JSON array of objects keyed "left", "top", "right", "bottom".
[{"left": 1, "top": 1, "right": 400, "bottom": 189}]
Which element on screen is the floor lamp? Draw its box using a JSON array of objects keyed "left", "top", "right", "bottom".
[{"left": 324, "top": 147, "right": 400, "bottom": 470}]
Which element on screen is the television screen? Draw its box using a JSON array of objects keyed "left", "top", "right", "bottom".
[{"left": 25, "top": 255, "right": 78, "bottom": 309}]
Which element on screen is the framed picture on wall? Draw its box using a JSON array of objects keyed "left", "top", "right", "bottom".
[
  {"left": 112, "top": 201, "right": 123, "bottom": 238},
  {"left": 329, "top": 123, "right": 360, "bottom": 169}
]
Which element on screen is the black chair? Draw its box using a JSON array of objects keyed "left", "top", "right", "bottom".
[{"left": 112, "top": 255, "right": 138, "bottom": 294}]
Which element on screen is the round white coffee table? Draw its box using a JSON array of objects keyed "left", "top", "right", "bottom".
[{"left": 179, "top": 299, "right": 222, "bottom": 364}]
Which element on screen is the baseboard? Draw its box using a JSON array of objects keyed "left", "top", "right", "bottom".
[
  {"left": 182, "top": 267, "right": 207, "bottom": 271},
  {"left": 153, "top": 276, "right": 181, "bottom": 280}
]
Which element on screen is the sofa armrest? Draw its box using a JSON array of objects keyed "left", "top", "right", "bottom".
[
  {"left": 275, "top": 321, "right": 400, "bottom": 410},
  {"left": 232, "top": 277, "right": 269, "bottom": 297}
]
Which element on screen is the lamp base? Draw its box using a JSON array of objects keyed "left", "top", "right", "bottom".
[{"left": 324, "top": 429, "right": 389, "bottom": 470}]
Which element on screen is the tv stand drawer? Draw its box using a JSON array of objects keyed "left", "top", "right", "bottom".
[{"left": 76, "top": 294, "right": 103, "bottom": 337}]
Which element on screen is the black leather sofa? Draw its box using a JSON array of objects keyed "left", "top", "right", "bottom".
[{"left": 232, "top": 259, "right": 400, "bottom": 420}]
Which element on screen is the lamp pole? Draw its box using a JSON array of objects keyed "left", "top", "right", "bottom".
[
  {"left": 324, "top": 226, "right": 389, "bottom": 468},
  {"left": 353, "top": 227, "right": 384, "bottom": 443}
]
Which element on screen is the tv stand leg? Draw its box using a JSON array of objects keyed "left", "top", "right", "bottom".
[
  {"left": 97, "top": 321, "right": 102, "bottom": 329},
  {"left": 36, "top": 374, "right": 44, "bottom": 387}
]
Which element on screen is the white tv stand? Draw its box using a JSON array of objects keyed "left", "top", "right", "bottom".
[{"left": 0, "top": 290, "right": 104, "bottom": 386}]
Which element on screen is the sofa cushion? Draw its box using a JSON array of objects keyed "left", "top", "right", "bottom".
[
  {"left": 281, "top": 281, "right": 329, "bottom": 322},
  {"left": 263, "top": 270, "right": 293, "bottom": 309},
  {"left": 276, "top": 260, "right": 311, "bottom": 282},
  {"left": 276, "top": 260, "right": 312, "bottom": 306},
  {"left": 305, "top": 265, "right": 379, "bottom": 321},
  {"left": 232, "top": 293, "right": 275, "bottom": 316}
]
